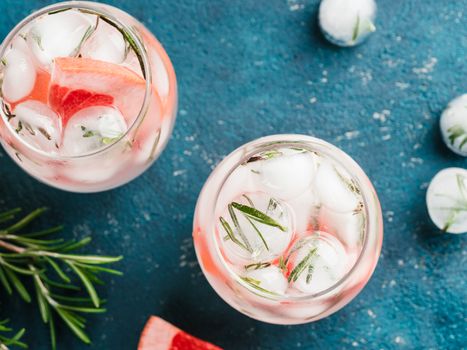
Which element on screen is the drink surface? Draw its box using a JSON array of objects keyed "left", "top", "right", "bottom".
[
  {"left": 0, "top": 3, "right": 177, "bottom": 192},
  {"left": 214, "top": 146, "right": 365, "bottom": 297}
]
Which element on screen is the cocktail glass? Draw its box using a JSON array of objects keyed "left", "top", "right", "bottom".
[
  {"left": 193, "top": 134, "right": 383, "bottom": 324},
  {"left": 0, "top": 1, "right": 177, "bottom": 192}
]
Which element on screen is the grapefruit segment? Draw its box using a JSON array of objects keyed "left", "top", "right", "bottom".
[
  {"left": 49, "top": 85, "right": 114, "bottom": 125},
  {"left": 49, "top": 57, "right": 158, "bottom": 126},
  {"left": 9, "top": 70, "right": 51, "bottom": 111},
  {"left": 138, "top": 316, "right": 222, "bottom": 350}
]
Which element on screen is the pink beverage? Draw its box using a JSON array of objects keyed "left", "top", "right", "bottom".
[
  {"left": 193, "top": 135, "right": 383, "bottom": 324},
  {"left": 0, "top": 2, "right": 177, "bottom": 192}
]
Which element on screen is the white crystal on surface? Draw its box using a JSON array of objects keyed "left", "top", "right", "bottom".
[
  {"left": 426, "top": 167, "right": 467, "bottom": 234},
  {"left": 440, "top": 94, "right": 467, "bottom": 157},
  {"left": 251, "top": 148, "right": 318, "bottom": 200},
  {"left": 319, "top": 0, "right": 376, "bottom": 47},
  {"left": 219, "top": 192, "right": 294, "bottom": 264},
  {"left": 61, "top": 106, "right": 127, "bottom": 156},
  {"left": 80, "top": 20, "right": 126, "bottom": 64},
  {"left": 287, "top": 232, "right": 348, "bottom": 294},
  {"left": 27, "top": 10, "right": 95, "bottom": 67},
  {"left": 314, "top": 160, "right": 360, "bottom": 213},
  {"left": 12, "top": 100, "right": 61, "bottom": 153},
  {"left": 1, "top": 48, "right": 36, "bottom": 102},
  {"left": 243, "top": 265, "right": 288, "bottom": 295}
]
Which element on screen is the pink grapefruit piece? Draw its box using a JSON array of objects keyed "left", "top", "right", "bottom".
[
  {"left": 9, "top": 69, "right": 51, "bottom": 111},
  {"left": 138, "top": 316, "right": 223, "bottom": 350},
  {"left": 49, "top": 57, "right": 161, "bottom": 126}
]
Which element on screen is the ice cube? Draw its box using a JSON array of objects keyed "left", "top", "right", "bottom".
[
  {"left": 314, "top": 161, "right": 360, "bottom": 213},
  {"left": 218, "top": 192, "right": 294, "bottom": 264},
  {"left": 250, "top": 148, "right": 318, "bottom": 200},
  {"left": 61, "top": 106, "right": 127, "bottom": 156},
  {"left": 286, "top": 232, "right": 348, "bottom": 295},
  {"left": 318, "top": 205, "right": 365, "bottom": 249},
  {"left": 11, "top": 100, "right": 61, "bottom": 153},
  {"left": 440, "top": 94, "right": 467, "bottom": 157},
  {"left": 148, "top": 46, "right": 170, "bottom": 101},
  {"left": 287, "top": 186, "right": 321, "bottom": 234},
  {"left": 80, "top": 20, "right": 127, "bottom": 64},
  {"left": 27, "top": 10, "right": 96, "bottom": 67},
  {"left": 1, "top": 48, "right": 36, "bottom": 102},
  {"left": 426, "top": 167, "right": 467, "bottom": 234},
  {"left": 319, "top": 0, "right": 377, "bottom": 47},
  {"left": 243, "top": 265, "right": 288, "bottom": 295}
]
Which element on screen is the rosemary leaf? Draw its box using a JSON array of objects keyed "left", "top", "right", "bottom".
[
  {"left": 231, "top": 202, "right": 287, "bottom": 232},
  {"left": 288, "top": 247, "right": 317, "bottom": 283}
]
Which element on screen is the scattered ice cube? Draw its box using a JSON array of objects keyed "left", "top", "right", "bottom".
[
  {"left": 61, "top": 106, "right": 127, "bottom": 156},
  {"left": 250, "top": 148, "right": 318, "bottom": 200},
  {"left": 1, "top": 48, "right": 36, "bottom": 102},
  {"left": 11, "top": 100, "right": 61, "bottom": 153},
  {"left": 318, "top": 205, "right": 365, "bottom": 249},
  {"left": 27, "top": 10, "right": 96, "bottom": 67},
  {"left": 319, "top": 0, "right": 377, "bottom": 47},
  {"left": 440, "top": 94, "right": 467, "bottom": 157},
  {"left": 426, "top": 167, "right": 467, "bottom": 234},
  {"left": 80, "top": 20, "right": 126, "bottom": 64},
  {"left": 219, "top": 191, "right": 294, "bottom": 264},
  {"left": 286, "top": 232, "right": 348, "bottom": 294},
  {"left": 314, "top": 160, "right": 360, "bottom": 213},
  {"left": 243, "top": 265, "right": 288, "bottom": 295}
]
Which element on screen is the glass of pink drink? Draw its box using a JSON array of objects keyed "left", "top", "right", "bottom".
[
  {"left": 193, "top": 134, "right": 383, "bottom": 324},
  {"left": 0, "top": 2, "right": 177, "bottom": 192}
]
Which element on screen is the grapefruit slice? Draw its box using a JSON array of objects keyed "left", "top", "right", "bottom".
[
  {"left": 49, "top": 57, "right": 159, "bottom": 126},
  {"left": 9, "top": 69, "right": 51, "bottom": 111},
  {"left": 138, "top": 316, "right": 223, "bottom": 350}
]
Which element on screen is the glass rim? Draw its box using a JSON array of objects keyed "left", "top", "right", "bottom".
[
  {"left": 204, "top": 134, "right": 382, "bottom": 302},
  {"left": 0, "top": 1, "right": 153, "bottom": 160}
]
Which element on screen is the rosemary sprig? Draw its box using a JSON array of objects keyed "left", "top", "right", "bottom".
[
  {"left": 288, "top": 247, "right": 317, "bottom": 283},
  {"left": 240, "top": 276, "right": 278, "bottom": 296},
  {"left": 219, "top": 197, "right": 287, "bottom": 253},
  {"left": 440, "top": 174, "right": 467, "bottom": 231},
  {"left": 77, "top": 9, "right": 146, "bottom": 79},
  {"left": 351, "top": 15, "right": 361, "bottom": 42},
  {"left": 1, "top": 102, "right": 15, "bottom": 121},
  {"left": 0, "top": 320, "right": 27, "bottom": 349},
  {"left": 334, "top": 166, "right": 361, "bottom": 195},
  {"left": 231, "top": 202, "right": 287, "bottom": 232},
  {"left": 447, "top": 125, "right": 467, "bottom": 150},
  {"left": 244, "top": 262, "right": 271, "bottom": 271},
  {"left": 245, "top": 150, "right": 283, "bottom": 164},
  {"left": 0, "top": 208, "right": 122, "bottom": 349},
  {"left": 228, "top": 204, "right": 253, "bottom": 253}
]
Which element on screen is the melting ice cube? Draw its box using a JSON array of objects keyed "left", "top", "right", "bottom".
[
  {"left": 440, "top": 94, "right": 467, "bottom": 157},
  {"left": 11, "top": 100, "right": 61, "bottom": 153},
  {"left": 1, "top": 48, "right": 36, "bottom": 102},
  {"left": 318, "top": 205, "right": 365, "bottom": 249},
  {"left": 61, "top": 106, "right": 127, "bottom": 156},
  {"left": 249, "top": 148, "right": 318, "bottom": 200},
  {"left": 426, "top": 167, "right": 467, "bottom": 234},
  {"left": 319, "top": 0, "right": 377, "bottom": 47},
  {"left": 314, "top": 160, "right": 360, "bottom": 213},
  {"left": 80, "top": 20, "right": 127, "bottom": 64},
  {"left": 218, "top": 192, "right": 294, "bottom": 265},
  {"left": 27, "top": 10, "right": 96, "bottom": 67},
  {"left": 286, "top": 232, "right": 348, "bottom": 295},
  {"left": 243, "top": 265, "right": 288, "bottom": 295}
]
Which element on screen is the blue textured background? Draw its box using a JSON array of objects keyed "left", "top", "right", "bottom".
[{"left": 0, "top": 0, "right": 466, "bottom": 349}]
